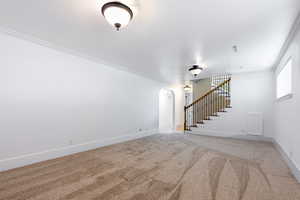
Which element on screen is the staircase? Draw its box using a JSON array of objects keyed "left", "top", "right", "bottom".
[{"left": 184, "top": 77, "right": 231, "bottom": 131}]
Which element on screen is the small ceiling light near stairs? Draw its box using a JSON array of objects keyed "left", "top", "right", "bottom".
[
  {"left": 101, "top": 1, "right": 133, "bottom": 31},
  {"left": 184, "top": 85, "right": 192, "bottom": 92},
  {"left": 188, "top": 65, "right": 203, "bottom": 77},
  {"left": 232, "top": 45, "right": 238, "bottom": 53}
]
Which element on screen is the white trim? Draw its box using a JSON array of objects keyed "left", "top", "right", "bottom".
[
  {"left": 159, "top": 131, "right": 184, "bottom": 134},
  {"left": 188, "top": 130, "right": 300, "bottom": 183},
  {"left": 173, "top": 130, "right": 184, "bottom": 134},
  {"left": 276, "top": 93, "right": 293, "bottom": 102},
  {"left": 159, "top": 88, "right": 176, "bottom": 132},
  {"left": 275, "top": 56, "right": 293, "bottom": 100},
  {"left": 272, "top": 139, "right": 300, "bottom": 183},
  {"left": 0, "top": 129, "right": 157, "bottom": 172},
  {"left": 2, "top": 129, "right": 299, "bottom": 183},
  {"left": 0, "top": 25, "right": 164, "bottom": 84},
  {"left": 272, "top": 13, "right": 300, "bottom": 71},
  {"left": 187, "top": 130, "right": 273, "bottom": 142},
  {"left": 276, "top": 56, "right": 293, "bottom": 76},
  {"left": 191, "top": 68, "right": 273, "bottom": 81},
  {"left": 187, "top": 129, "right": 240, "bottom": 138}
]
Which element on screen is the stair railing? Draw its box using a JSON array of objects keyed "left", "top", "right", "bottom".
[{"left": 184, "top": 78, "right": 231, "bottom": 131}]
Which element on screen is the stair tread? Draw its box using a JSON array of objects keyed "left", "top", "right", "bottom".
[{"left": 184, "top": 76, "right": 232, "bottom": 131}]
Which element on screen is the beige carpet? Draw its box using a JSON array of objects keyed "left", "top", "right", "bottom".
[{"left": 0, "top": 134, "right": 300, "bottom": 200}]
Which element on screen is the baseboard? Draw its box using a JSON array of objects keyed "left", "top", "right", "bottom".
[
  {"left": 187, "top": 129, "right": 239, "bottom": 138},
  {"left": 0, "top": 129, "right": 157, "bottom": 172},
  {"left": 272, "top": 139, "right": 300, "bottom": 183},
  {"left": 158, "top": 130, "right": 184, "bottom": 134},
  {"left": 188, "top": 130, "right": 272, "bottom": 142},
  {"left": 173, "top": 131, "right": 184, "bottom": 134},
  {"left": 189, "top": 130, "right": 300, "bottom": 183}
]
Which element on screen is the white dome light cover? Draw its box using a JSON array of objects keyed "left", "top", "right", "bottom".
[
  {"left": 184, "top": 85, "right": 192, "bottom": 92},
  {"left": 188, "top": 65, "right": 203, "bottom": 76},
  {"left": 101, "top": 2, "right": 133, "bottom": 31}
]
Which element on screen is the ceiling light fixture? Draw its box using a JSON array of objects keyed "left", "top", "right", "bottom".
[
  {"left": 232, "top": 45, "right": 238, "bottom": 52},
  {"left": 188, "top": 65, "right": 203, "bottom": 77},
  {"left": 101, "top": 1, "right": 133, "bottom": 31},
  {"left": 183, "top": 85, "right": 192, "bottom": 92}
]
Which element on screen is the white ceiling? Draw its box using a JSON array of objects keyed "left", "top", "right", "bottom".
[{"left": 0, "top": 0, "right": 299, "bottom": 83}]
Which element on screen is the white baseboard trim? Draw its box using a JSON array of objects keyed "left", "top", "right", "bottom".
[
  {"left": 0, "top": 129, "right": 157, "bottom": 172},
  {"left": 187, "top": 130, "right": 272, "bottom": 142},
  {"left": 158, "top": 130, "right": 184, "bottom": 134},
  {"left": 173, "top": 131, "right": 184, "bottom": 134},
  {"left": 189, "top": 130, "right": 300, "bottom": 183},
  {"left": 187, "top": 129, "right": 239, "bottom": 138},
  {"left": 272, "top": 139, "right": 300, "bottom": 183}
]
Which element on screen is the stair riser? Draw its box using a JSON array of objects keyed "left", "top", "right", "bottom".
[{"left": 184, "top": 77, "right": 231, "bottom": 131}]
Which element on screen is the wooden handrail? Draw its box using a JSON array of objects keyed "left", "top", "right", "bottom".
[{"left": 185, "top": 78, "right": 231, "bottom": 109}]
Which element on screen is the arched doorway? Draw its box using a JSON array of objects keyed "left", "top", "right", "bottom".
[{"left": 159, "top": 88, "right": 175, "bottom": 133}]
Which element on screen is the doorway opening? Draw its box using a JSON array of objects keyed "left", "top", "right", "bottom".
[{"left": 159, "top": 88, "right": 175, "bottom": 133}]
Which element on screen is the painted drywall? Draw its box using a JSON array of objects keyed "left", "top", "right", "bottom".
[
  {"left": 192, "top": 78, "right": 211, "bottom": 100},
  {"left": 192, "top": 71, "right": 275, "bottom": 138},
  {"left": 159, "top": 89, "right": 175, "bottom": 133},
  {"left": 273, "top": 21, "right": 300, "bottom": 171},
  {"left": 170, "top": 85, "right": 185, "bottom": 131},
  {"left": 0, "top": 32, "right": 163, "bottom": 171}
]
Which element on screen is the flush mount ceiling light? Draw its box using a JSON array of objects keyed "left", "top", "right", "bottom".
[
  {"left": 232, "top": 45, "right": 238, "bottom": 53},
  {"left": 183, "top": 85, "right": 192, "bottom": 92},
  {"left": 188, "top": 65, "right": 203, "bottom": 77},
  {"left": 101, "top": 1, "right": 133, "bottom": 31}
]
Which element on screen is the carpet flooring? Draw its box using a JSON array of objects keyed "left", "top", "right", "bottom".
[{"left": 0, "top": 134, "right": 300, "bottom": 200}]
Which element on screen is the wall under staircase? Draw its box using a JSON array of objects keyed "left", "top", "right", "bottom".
[{"left": 185, "top": 71, "right": 274, "bottom": 138}]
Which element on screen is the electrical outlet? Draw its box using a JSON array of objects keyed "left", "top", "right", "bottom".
[{"left": 69, "top": 140, "right": 73, "bottom": 145}]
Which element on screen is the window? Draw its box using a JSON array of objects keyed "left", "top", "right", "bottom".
[{"left": 276, "top": 58, "right": 292, "bottom": 99}]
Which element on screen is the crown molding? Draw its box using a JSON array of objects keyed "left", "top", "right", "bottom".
[
  {"left": 0, "top": 25, "right": 166, "bottom": 84},
  {"left": 272, "top": 12, "right": 300, "bottom": 71}
]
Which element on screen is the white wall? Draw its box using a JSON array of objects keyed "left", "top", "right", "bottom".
[
  {"left": 159, "top": 89, "right": 175, "bottom": 133},
  {"left": 193, "top": 71, "right": 275, "bottom": 138},
  {"left": 0, "top": 33, "right": 163, "bottom": 171},
  {"left": 170, "top": 85, "right": 185, "bottom": 131},
  {"left": 273, "top": 22, "right": 300, "bottom": 171}
]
